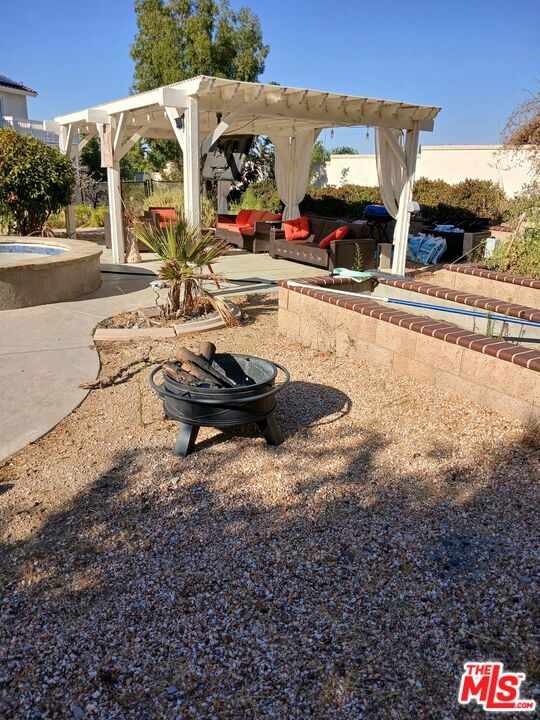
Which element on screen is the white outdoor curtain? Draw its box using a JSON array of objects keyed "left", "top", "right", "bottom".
[
  {"left": 270, "top": 129, "right": 320, "bottom": 220},
  {"left": 375, "top": 128, "right": 407, "bottom": 219}
]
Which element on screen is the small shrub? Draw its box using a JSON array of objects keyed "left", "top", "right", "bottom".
[
  {"left": 121, "top": 181, "right": 146, "bottom": 214},
  {"left": 48, "top": 210, "right": 66, "bottom": 229},
  {"left": 141, "top": 186, "right": 216, "bottom": 228},
  {"left": 503, "top": 181, "right": 540, "bottom": 222},
  {"left": 132, "top": 219, "right": 233, "bottom": 323},
  {"left": 413, "top": 177, "right": 506, "bottom": 222},
  {"left": 486, "top": 201, "right": 540, "bottom": 279},
  {"left": 91, "top": 206, "right": 107, "bottom": 227},
  {"left": 352, "top": 245, "right": 364, "bottom": 272},
  {"left": 201, "top": 194, "right": 216, "bottom": 229},
  {"left": 143, "top": 186, "right": 183, "bottom": 214},
  {"left": 0, "top": 127, "right": 75, "bottom": 234},
  {"left": 74, "top": 204, "right": 93, "bottom": 227},
  {"left": 300, "top": 184, "right": 380, "bottom": 219},
  {"left": 452, "top": 178, "right": 507, "bottom": 222},
  {"left": 232, "top": 179, "right": 281, "bottom": 213}
]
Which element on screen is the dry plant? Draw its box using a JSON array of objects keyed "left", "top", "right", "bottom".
[{"left": 501, "top": 90, "right": 540, "bottom": 179}]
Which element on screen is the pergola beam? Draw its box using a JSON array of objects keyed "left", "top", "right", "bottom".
[
  {"left": 114, "top": 123, "right": 152, "bottom": 161},
  {"left": 77, "top": 131, "right": 97, "bottom": 152},
  {"left": 201, "top": 110, "right": 243, "bottom": 156},
  {"left": 113, "top": 113, "right": 127, "bottom": 156}
]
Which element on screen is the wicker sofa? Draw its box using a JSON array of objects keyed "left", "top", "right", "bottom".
[
  {"left": 269, "top": 217, "right": 378, "bottom": 271},
  {"left": 215, "top": 209, "right": 282, "bottom": 252}
]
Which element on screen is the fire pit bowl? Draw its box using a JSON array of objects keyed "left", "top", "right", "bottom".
[{"left": 149, "top": 353, "right": 290, "bottom": 456}]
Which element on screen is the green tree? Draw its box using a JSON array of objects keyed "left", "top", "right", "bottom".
[
  {"left": 310, "top": 140, "right": 330, "bottom": 183},
  {"left": 331, "top": 145, "right": 358, "bottom": 155},
  {"left": 80, "top": 137, "right": 106, "bottom": 181},
  {"left": 130, "top": 0, "right": 269, "bottom": 170},
  {"left": 0, "top": 128, "right": 75, "bottom": 235},
  {"left": 120, "top": 143, "right": 150, "bottom": 180}
]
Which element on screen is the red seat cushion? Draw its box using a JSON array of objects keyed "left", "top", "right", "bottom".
[
  {"left": 319, "top": 225, "right": 349, "bottom": 249},
  {"left": 150, "top": 208, "right": 178, "bottom": 225},
  {"left": 237, "top": 225, "right": 255, "bottom": 235},
  {"left": 222, "top": 223, "right": 242, "bottom": 233},
  {"left": 283, "top": 216, "right": 310, "bottom": 241},
  {"left": 262, "top": 212, "right": 282, "bottom": 222}
]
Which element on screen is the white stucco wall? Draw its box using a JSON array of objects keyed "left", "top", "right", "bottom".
[
  {"left": 323, "top": 145, "right": 535, "bottom": 197},
  {"left": 0, "top": 91, "right": 28, "bottom": 119}
]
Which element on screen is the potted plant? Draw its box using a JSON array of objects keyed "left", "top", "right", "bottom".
[{"left": 132, "top": 217, "right": 236, "bottom": 324}]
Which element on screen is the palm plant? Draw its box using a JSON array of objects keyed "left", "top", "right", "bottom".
[{"left": 132, "top": 217, "right": 235, "bottom": 324}]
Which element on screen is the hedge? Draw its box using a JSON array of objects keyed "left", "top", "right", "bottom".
[{"left": 232, "top": 177, "right": 539, "bottom": 224}]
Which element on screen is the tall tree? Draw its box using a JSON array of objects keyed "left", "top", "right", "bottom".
[
  {"left": 331, "top": 146, "right": 358, "bottom": 155},
  {"left": 130, "top": 0, "right": 269, "bottom": 170}
]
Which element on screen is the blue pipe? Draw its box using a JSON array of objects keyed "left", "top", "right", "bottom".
[
  {"left": 286, "top": 282, "right": 540, "bottom": 329},
  {"left": 378, "top": 296, "right": 540, "bottom": 328}
]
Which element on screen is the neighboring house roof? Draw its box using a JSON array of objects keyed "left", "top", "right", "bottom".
[{"left": 0, "top": 74, "right": 37, "bottom": 96}]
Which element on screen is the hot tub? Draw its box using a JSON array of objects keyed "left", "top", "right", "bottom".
[{"left": 0, "top": 237, "right": 102, "bottom": 310}]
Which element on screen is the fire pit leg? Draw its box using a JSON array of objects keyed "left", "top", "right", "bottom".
[
  {"left": 174, "top": 423, "right": 200, "bottom": 457},
  {"left": 257, "top": 414, "right": 285, "bottom": 446}
]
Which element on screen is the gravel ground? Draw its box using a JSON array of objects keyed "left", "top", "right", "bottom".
[{"left": 0, "top": 294, "right": 539, "bottom": 719}]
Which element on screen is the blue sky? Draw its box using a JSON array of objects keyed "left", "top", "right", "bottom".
[{"left": 3, "top": 0, "right": 539, "bottom": 152}]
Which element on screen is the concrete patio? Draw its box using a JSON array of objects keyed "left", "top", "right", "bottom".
[{"left": 0, "top": 243, "right": 328, "bottom": 462}]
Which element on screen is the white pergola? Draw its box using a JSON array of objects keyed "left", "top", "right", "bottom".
[{"left": 46, "top": 76, "right": 440, "bottom": 274}]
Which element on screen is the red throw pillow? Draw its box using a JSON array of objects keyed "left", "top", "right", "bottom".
[
  {"left": 283, "top": 216, "right": 310, "bottom": 241},
  {"left": 319, "top": 226, "right": 349, "bottom": 249},
  {"left": 236, "top": 209, "right": 253, "bottom": 226}
]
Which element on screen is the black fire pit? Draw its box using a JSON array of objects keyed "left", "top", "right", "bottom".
[{"left": 149, "top": 353, "right": 290, "bottom": 456}]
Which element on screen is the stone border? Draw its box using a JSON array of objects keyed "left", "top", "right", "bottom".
[
  {"left": 0, "top": 236, "right": 102, "bottom": 309},
  {"left": 443, "top": 263, "right": 540, "bottom": 290},
  {"left": 277, "top": 279, "right": 540, "bottom": 424},
  {"left": 378, "top": 276, "right": 540, "bottom": 324},
  {"left": 276, "top": 277, "right": 540, "bottom": 372},
  {"left": 416, "top": 265, "right": 540, "bottom": 310},
  {"left": 93, "top": 302, "right": 241, "bottom": 341}
]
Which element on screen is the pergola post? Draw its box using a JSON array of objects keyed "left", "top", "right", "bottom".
[
  {"left": 59, "top": 124, "right": 76, "bottom": 238},
  {"left": 390, "top": 124, "right": 420, "bottom": 276},
  {"left": 183, "top": 96, "right": 201, "bottom": 227},
  {"left": 107, "top": 161, "right": 123, "bottom": 263}
]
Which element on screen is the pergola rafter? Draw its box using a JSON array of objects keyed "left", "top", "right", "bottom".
[{"left": 49, "top": 75, "right": 440, "bottom": 272}]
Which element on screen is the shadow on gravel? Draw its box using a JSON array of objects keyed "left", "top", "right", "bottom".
[{"left": 0, "top": 422, "right": 538, "bottom": 719}]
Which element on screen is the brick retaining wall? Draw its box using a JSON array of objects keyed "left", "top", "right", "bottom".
[
  {"left": 277, "top": 278, "right": 540, "bottom": 425},
  {"left": 418, "top": 265, "right": 540, "bottom": 310}
]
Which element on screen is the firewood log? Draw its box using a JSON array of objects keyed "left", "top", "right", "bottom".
[
  {"left": 179, "top": 361, "right": 222, "bottom": 386},
  {"left": 163, "top": 361, "right": 197, "bottom": 385},
  {"left": 176, "top": 347, "right": 235, "bottom": 387},
  {"left": 198, "top": 341, "right": 216, "bottom": 362}
]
